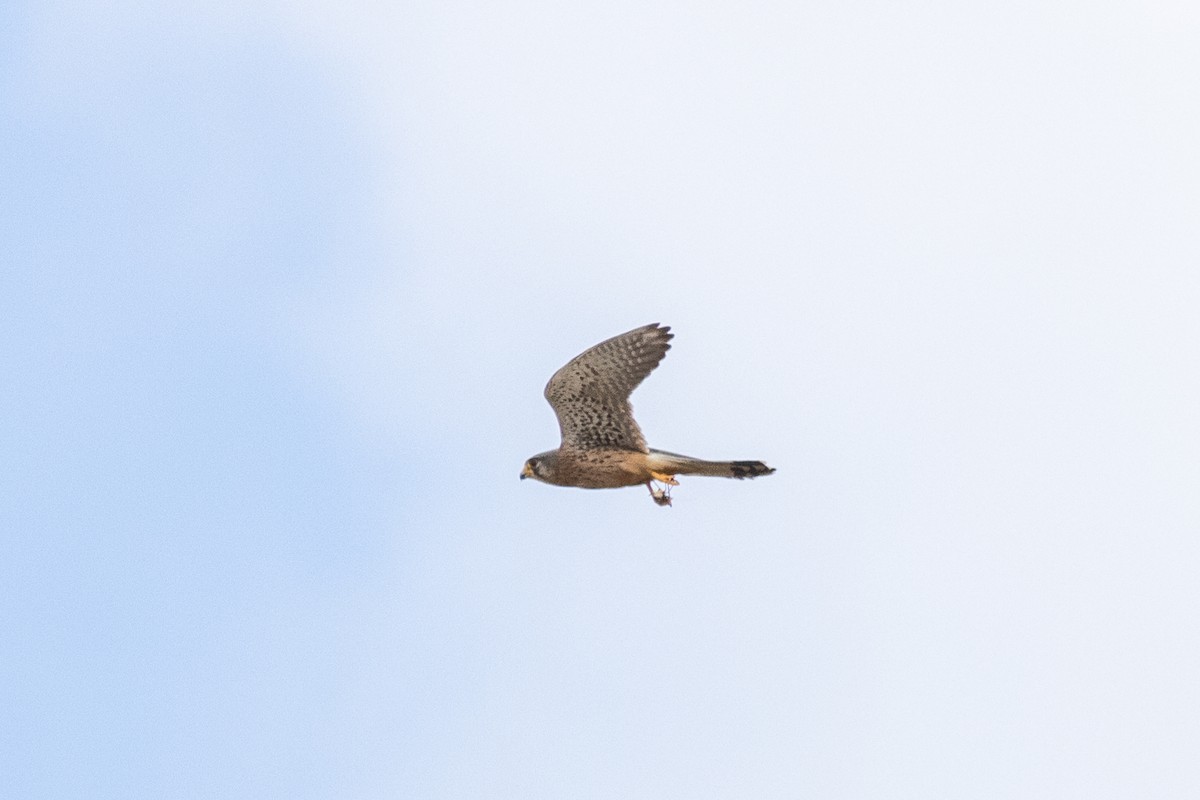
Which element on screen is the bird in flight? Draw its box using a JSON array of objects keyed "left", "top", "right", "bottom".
[{"left": 520, "top": 323, "right": 775, "bottom": 506}]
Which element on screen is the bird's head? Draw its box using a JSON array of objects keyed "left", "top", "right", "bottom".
[{"left": 520, "top": 452, "right": 555, "bottom": 483}]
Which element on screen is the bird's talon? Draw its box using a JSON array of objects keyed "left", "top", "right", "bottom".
[{"left": 649, "top": 470, "right": 679, "bottom": 486}]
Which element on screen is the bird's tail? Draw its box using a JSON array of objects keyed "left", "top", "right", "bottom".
[{"left": 647, "top": 449, "right": 776, "bottom": 480}]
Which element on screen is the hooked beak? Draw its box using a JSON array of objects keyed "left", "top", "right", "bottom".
[{"left": 520, "top": 463, "right": 534, "bottom": 480}]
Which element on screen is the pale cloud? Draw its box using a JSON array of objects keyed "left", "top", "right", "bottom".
[
  {"left": 276, "top": 3, "right": 1200, "bottom": 796},
  {"left": 7, "top": 1, "right": 1197, "bottom": 796}
]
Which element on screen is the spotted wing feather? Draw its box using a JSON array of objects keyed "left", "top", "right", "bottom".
[{"left": 544, "top": 323, "right": 673, "bottom": 453}]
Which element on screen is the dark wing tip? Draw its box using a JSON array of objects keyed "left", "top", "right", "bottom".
[
  {"left": 645, "top": 322, "right": 673, "bottom": 346},
  {"left": 643, "top": 323, "right": 673, "bottom": 361}
]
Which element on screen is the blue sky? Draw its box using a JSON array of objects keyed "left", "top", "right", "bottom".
[{"left": 3, "top": 1, "right": 1199, "bottom": 798}]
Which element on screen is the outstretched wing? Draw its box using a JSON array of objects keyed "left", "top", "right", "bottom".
[{"left": 543, "top": 323, "right": 673, "bottom": 453}]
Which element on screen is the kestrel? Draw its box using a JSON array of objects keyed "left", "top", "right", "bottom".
[{"left": 520, "top": 323, "right": 775, "bottom": 506}]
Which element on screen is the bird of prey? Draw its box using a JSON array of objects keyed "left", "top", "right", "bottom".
[{"left": 520, "top": 323, "right": 775, "bottom": 506}]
